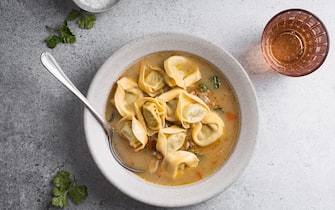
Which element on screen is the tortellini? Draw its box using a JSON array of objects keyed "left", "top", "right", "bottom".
[
  {"left": 138, "top": 64, "right": 166, "bottom": 97},
  {"left": 162, "top": 151, "right": 199, "bottom": 179},
  {"left": 176, "top": 91, "right": 210, "bottom": 129},
  {"left": 164, "top": 56, "right": 201, "bottom": 89},
  {"left": 116, "top": 115, "right": 148, "bottom": 152},
  {"left": 114, "top": 77, "right": 143, "bottom": 117},
  {"left": 112, "top": 55, "right": 228, "bottom": 178},
  {"left": 156, "top": 126, "right": 186, "bottom": 156},
  {"left": 157, "top": 88, "right": 183, "bottom": 122},
  {"left": 159, "top": 88, "right": 210, "bottom": 128},
  {"left": 192, "top": 111, "right": 225, "bottom": 147},
  {"left": 135, "top": 97, "right": 166, "bottom": 136}
]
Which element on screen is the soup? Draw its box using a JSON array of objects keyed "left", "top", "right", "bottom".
[{"left": 105, "top": 51, "right": 240, "bottom": 186}]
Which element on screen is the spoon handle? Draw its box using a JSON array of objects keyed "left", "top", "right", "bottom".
[
  {"left": 40, "top": 52, "right": 105, "bottom": 126},
  {"left": 40, "top": 52, "right": 143, "bottom": 173}
]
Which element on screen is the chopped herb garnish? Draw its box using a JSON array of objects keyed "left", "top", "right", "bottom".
[
  {"left": 59, "top": 21, "right": 76, "bottom": 43},
  {"left": 45, "top": 21, "right": 76, "bottom": 48},
  {"left": 214, "top": 105, "right": 224, "bottom": 112},
  {"left": 199, "top": 83, "right": 209, "bottom": 92},
  {"left": 51, "top": 170, "right": 88, "bottom": 208},
  {"left": 108, "top": 113, "right": 114, "bottom": 122},
  {"left": 45, "top": 34, "right": 62, "bottom": 49},
  {"left": 45, "top": 9, "right": 96, "bottom": 49},
  {"left": 78, "top": 13, "right": 96, "bottom": 29},
  {"left": 212, "top": 76, "right": 221, "bottom": 89}
]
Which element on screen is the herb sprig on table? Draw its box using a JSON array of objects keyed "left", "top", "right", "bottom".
[
  {"left": 45, "top": 9, "right": 96, "bottom": 49},
  {"left": 51, "top": 170, "right": 88, "bottom": 208}
]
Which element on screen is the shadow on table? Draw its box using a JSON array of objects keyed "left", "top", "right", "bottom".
[
  {"left": 237, "top": 40, "right": 274, "bottom": 76},
  {"left": 235, "top": 39, "right": 289, "bottom": 95}
]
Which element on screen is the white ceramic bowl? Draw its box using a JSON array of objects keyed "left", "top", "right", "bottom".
[{"left": 84, "top": 33, "right": 258, "bottom": 207}]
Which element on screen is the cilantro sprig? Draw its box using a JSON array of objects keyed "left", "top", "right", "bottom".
[
  {"left": 45, "top": 9, "right": 96, "bottom": 49},
  {"left": 51, "top": 170, "right": 88, "bottom": 208},
  {"left": 45, "top": 21, "right": 76, "bottom": 49},
  {"left": 78, "top": 13, "right": 96, "bottom": 29}
]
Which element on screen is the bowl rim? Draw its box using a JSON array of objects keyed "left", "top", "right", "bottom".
[
  {"left": 84, "top": 32, "right": 259, "bottom": 207},
  {"left": 72, "top": 0, "right": 119, "bottom": 13}
]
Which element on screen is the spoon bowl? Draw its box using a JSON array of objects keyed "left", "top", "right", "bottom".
[{"left": 40, "top": 52, "right": 143, "bottom": 173}]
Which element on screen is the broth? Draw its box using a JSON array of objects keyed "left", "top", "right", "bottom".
[{"left": 105, "top": 51, "right": 240, "bottom": 186}]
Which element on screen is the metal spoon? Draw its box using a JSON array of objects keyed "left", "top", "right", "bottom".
[{"left": 40, "top": 52, "right": 143, "bottom": 173}]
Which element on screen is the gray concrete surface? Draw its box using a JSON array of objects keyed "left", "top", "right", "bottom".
[{"left": 1, "top": 0, "right": 335, "bottom": 209}]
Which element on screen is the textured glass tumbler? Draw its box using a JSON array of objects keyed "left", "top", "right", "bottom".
[{"left": 262, "top": 9, "right": 329, "bottom": 76}]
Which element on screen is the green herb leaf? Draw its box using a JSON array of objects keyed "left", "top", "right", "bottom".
[
  {"left": 44, "top": 10, "right": 96, "bottom": 48},
  {"left": 52, "top": 170, "right": 72, "bottom": 191},
  {"left": 108, "top": 113, "right": 114, "bottom": 122},
  {"left": 53, "top": 187, "right": 63, "bottom": 197},
  {"left": 199, "top": 83, "right": 209, "bottom": 92},
  {"left": 68, "top": 185, "right": 88, "bottom": 205},
  {"left": 212, "top": 76, "right": 221, "bottom": 89},
  {"left": 77, "top": 13, "right": 96, "bottom": 29},
  {"left": 67, "top": 9, "right": 81, "bottom": 21},
  {"left": 45, "top": 35, "right": 62, "bottom": 49},
  {"left": 52, "top": 189, "right": 68, "bottom": 207},
  {"left": 51, "top": 170, "right": 88, "bottom": 207},
  {"left": 60, "top": 21, "right": 76, "bottom": 43},
  {"left": 214, "top": 105, "right": 224, "bottom": 112}
]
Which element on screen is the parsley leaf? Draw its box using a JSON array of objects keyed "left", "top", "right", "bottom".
[
  {"left": 45, "top": 35, "right": 62, "bottom": 49},
  {"left": 45, "top": 21, "right": 76, "bottom": 48},
  {"left": 53, "top": 187, "right": 64, "bottom": 197},
  {"left": 78, "top": 13, "right": 96, "bottom": 29},
  {"left": 51, "top": 170, "right": 88, "bottom": 208},
  {"left": 52, "top": 170, "right": 72, "bottom": 191},
  {"left": 68, "top": 185, "right": 88, "bottom": 205},
  {"left": 52, "top": 188, "right": 68, "bottom": 207},
  {"left": 59, "top": 21, "right": 76, "bottom": 43},
  {"left": 44, "top": 10, "right": 96, "bottom": 48}
]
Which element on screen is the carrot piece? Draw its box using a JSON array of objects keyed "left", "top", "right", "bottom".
[
  {"left": 226, "top": 111, "right": 236, "bottom": 120},
  {"left": 196, "top": 171, "right": 203, "bottom": 179}
]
